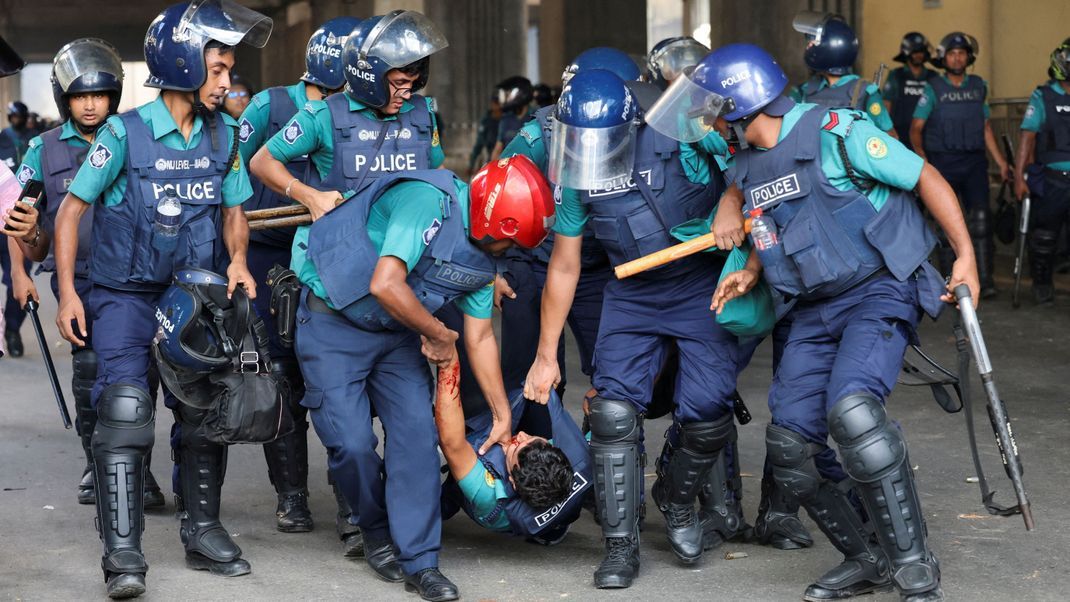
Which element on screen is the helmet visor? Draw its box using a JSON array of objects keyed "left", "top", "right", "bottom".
[
  {"left": 548, "top": 118, "right": 636, "bottom": 190},
  {"left": 649, "top": 39, "right": 709, "bottom": 84},
  {"left": 53, "top": 39, "right": 124, "bottom": 93},
  {"left": 361, "top": 10, "right": 448, "bottom": 68},
  {"left": 792, "top": 10, "right": 829, "bottom": 41},
  {"left": 645, "top": 71, "right": 727, "bottom": 143},
  {"left": 178, "top": 0, "right": 274, "bottom": 49}
]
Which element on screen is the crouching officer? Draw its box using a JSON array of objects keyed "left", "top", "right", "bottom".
[
  {"left": 51, "top": 1, "right": 270, "bottom": 597},
  {"left": 238, "top": 15, "right": 361, "bottom": 539},
  {"left": 1014, "top": 38, "right": 1070, "bottom": 305},
  {"left": 883, "top": 33, "right": 938, "bottom": 151},
  {"left": 790, "top": 12, "right": 894, "bottom": 134},
  {"left": 910, "top": 32, "right": 1010, "bottom": 297},
  {"left": 661, "top": 43, "right": 978, "bottom": 601},
  {"left": 3, "top": 37, "right": 167, "bottom": 508},
  {"left": 526, "top": 69, "right": 747, "bottom": 588}
]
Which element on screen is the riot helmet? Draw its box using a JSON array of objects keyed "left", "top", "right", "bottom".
[
  {"left": 932, "top": 32, "right": 978, "bottom": 74},
  {"left": 894, "top": 32, "right": 932, "bottom": 64},
  {"left": 50, "top": 38, "right": 124, "bottom": 125},
  {"left": 1049, "top": 38, "right": 1070, "bottom": 82},
  {"left": 647, "top": 36, "right": 710, "bottom": 90},
  {"left": 562, "top": 47, "right": 641, "bottom": 85},
  {"left": 793, "top": 11, "right": 858, "bottom": 76},
  {"left": 496, "top": 76, "right": 534, "bottom": 111},
  {"left": 303, "top": 16, "right": 362, "bottom": 92}
]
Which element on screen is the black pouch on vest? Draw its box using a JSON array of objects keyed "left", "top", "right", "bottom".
[{"left": 267, "top": 263, "right": 301, "bottom": 348}]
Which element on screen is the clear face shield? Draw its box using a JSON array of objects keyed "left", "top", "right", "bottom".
[
  {"left": 358, "top": 10, "right": 448, "bottom": 69},
  {"left": 52, "top": 39, "right": 124, "bottom": 93},
  {"left": 176, "top": 0, "right": 274, "bottom": 48},
  {"left": 547, "top": 118, "right": 638, "bottom": 190},
  {"left": 792, "top": 10, "right": 832, "bottom": 43},
  {"left": 650, "top": 39, "right": 709, "bottom": 84},
  {"left": 644, "top": 69, "right": 728, "bottom": 143}
]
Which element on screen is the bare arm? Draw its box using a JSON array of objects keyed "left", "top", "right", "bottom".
[
  {"left": 54, "top": 193, "right": 91, "bottom": 345},
  {"left": 915, "top": 162, "right": 980, "bottom": 304},
  {"left": 523, "top": 234, "right": 581, "bottom": 403},
  {"left": 1014, "top": 130, "right": 1036, "bottom": 201},
  {"left": 369, "top": 255, "right": 457, "bottom": 363},
  {"left": 983, "top": 120, "right": 1010, "bottom": 181},
  {"left": 249, "top": 146, "right": 341, "bottom": 221},
  {"left": 434, "top": 355, "right": 479, "bottom": 480},
  {"left": 463, "top": 313, "right": 512, "bottom": 454},
  {"left": 221, "top": 204, "right": 255, "bottom": 299},
  {"left": 711, "top": 184, "right": 746, "bottom": 250},
  {"left": 910, "top": 118, "right": 927, "bottom": 161},
  {"left": 5, "top": 237, "right": 39, "bottom": 306}
]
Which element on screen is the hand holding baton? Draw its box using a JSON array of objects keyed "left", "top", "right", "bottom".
[{"left": 26, "top": 299, "right": 72, "bottom": 429}]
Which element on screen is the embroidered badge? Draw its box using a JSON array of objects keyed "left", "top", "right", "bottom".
[
  {"left": 422, "top": 218, "right": 442, "bottom": 245},
  {"left": 431, "top": 128, "right": 440, "bottom": 147},
  {"left": 88, "top": 144, "right": 113, "bottom": 169},
  {"left": 869, "top": 102, "right": 883, "bottom": 116},
  {"left": 283, "top": 121, "right": 304, "bottom": 144},
  {"left": 866, "top": 136, "right": 888, "bottom": 159},
  {"left": 484, "top": 471, "right": 496, "bottom": 487},
  {"left": 238, "top": 118, "right": 254, "bottom": 143},
  {"left": 15, "top": 164, "right": 35, "bottom": 185}
]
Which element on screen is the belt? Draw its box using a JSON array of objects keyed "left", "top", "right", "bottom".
[
  {"left": 1045, "top": 167, "right": 1070, "bottom": 179},
  {"left": 306, "top": 292, "right": 340, "bottom": 316}
]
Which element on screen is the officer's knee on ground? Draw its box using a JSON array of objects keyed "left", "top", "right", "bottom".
[
  {"left": 588, "top": 397, "right": 640, "bottom": 443},
  {"left": 679, "top": 412, "right": 735, "bottom": 454},
  {"left": 94, "top": 384, "right": 155, "bottom": 452},
  {"left": 765, "top": 424, "right": 822, "bottom": 501},
  {"left": 827, "top": 392, "right": 905, "bottom": 484}
]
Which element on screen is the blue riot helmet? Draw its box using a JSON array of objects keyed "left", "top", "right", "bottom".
[
  {"left": 646, "top": 43, "right": 792, "bottom": 149},
  {"left": 932, "top": 32, "right": 978, "bottom": 72},
  {"left": 0, "top": 35, "right": 25, "bottom": 78},
  {"left": 793, "top": 11, "right": 858, "bottom": 76},
  {"left": 547, "top": 69, "right": 639, "bottom": 191},
  {"left": 342, "top": 10, "right": 448, "bottom": 108},
  {"left": 647, "top": 36, "right": 710, "bottom": 90},
  {"left": 51, "top": 38, "right": 124, "bottom": 123},
  {"left": 562, "top": 47, "right": 642, "bottom": 85},
  {"left": 496, "top": 75, "right": 534, "bottom": 111},
  {"left": 303, "top": 16, "right": 362, "bottom": 91},
  {"left": 144, "top": 0, "right": 273, "bottom": 92},
  {"left": 894, "top": 31, "right": 932, "bottom": 63}
]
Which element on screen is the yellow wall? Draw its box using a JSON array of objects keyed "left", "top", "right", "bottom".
[{"left": 860, "top": 0, "right": 1070, "bottom": 99}]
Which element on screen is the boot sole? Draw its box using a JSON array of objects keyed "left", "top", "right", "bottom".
[
  {"left": 594, "top": 576, "right": 635, "bottom": 589},
  {"left": 403, "top": 583, "right": 460, "bottom": 602},
  {"left": 802, "top": 582, "right": 894, "bottom": 601},
  {"left": 185, "top": 554, "right": 251, "bottom": 577},
  {"left": 106, "top": 579, "right": 146, "bottom": 600},
  {"left": 277, "top": 522, "right": 314, "bottom": 533}
]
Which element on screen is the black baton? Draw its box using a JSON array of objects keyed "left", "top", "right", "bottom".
[{"left": 25, "top": 299, "right": 72, "bottom": 429}]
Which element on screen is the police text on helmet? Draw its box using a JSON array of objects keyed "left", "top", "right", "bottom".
[{"left": 721, "top": 71, "right": 751, "bottom": 87}]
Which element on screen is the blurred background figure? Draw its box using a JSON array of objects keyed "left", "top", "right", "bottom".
[
  {"left": 467, "top": 93, "right": 500, "bottom": 176},
  {"left": 224, "top": 74, "right": 254, "bottom": 120}
]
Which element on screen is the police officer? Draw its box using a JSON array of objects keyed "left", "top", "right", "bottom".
[
  {"left": 525, "top": 69, "right": 747, "bottom": 588},
  {"left": 911, "top": 32, "right": 1010, "bottom": 297},
  {"left": 1, "top": 38, "right": 166, "bottom": 508},
  {"left": 1014, "top": 37, "right": 1070, "bottom": 305},
  {"left": 883, "top": 32, "right": 938, "bottom": 150},
  {"left": 790, "top": 11, "right": 895, "bottom": 134},
  {"left": 237, "top": 14, "right": 360, "bottom": 543},
  {"left": 654, "top": 43, "right": 979, "bottom": 601},
  {"left": 488, "top": 75, "right": 533, "bottom": 161},
  {"left": 4, "top": 100, "right": 32, "bottom": 161},
  {"left": 52, "top": 1, "right": 271, "bottom": 597}
]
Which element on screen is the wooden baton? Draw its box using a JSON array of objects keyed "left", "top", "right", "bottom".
[
  {"left": 244, "top": 204, "right": 309, "bottom": 221},
  {"left": 248, "top": 213, "right": 313, "bottom": 231},
  {"left": 613, "top": 219, "right": 752, "bottom": 279}
]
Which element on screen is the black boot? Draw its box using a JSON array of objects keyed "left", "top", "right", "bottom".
[
  {"left": 404, "top": 568, "right": 459, "bottom": 602},
  {"left": 766, "top": 425, "right": 891, "bottom": 601},
  {"left": 179, "top": 418, "right": 250, "bottom": 577},
  {"left": 589, "top": 398, "right": 643, "bottom": 588},
  {"left": 72, "top": 349, "right": 98, "bottom": 505},
  {"left": 330, "top": 472, "right": 364, "bottom": 557},
  {"left": 968, "top": 208, "right": 998, "bottom": 298},
  {"left": 363, "top": 536, "right": 404, "bottom": 582},
  {"left": 1030, "top": 229, "right": 1058, "bottom": 305},
  {"left": 263, "top": 423, "right": 313, "bottom": 532},
  {"left": 4, "top": 328, "right": 23, "bottom": 357},
  {"left": 830, "top": 394, "right": 942, "bottom": 601},
  {"left": 698, "top": 440, "right": 754, "bottom": 550},
  {"left": 753, "top": 469, "right": 814, "bottom": 550}
]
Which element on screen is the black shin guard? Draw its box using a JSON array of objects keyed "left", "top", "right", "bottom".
[
  {"left": 73, "top": 349, "right": 98, "bottom": 504},
  {"left": 829, "top": 394, "right": 941, "bottom": 597},
  {"left": 968, "top": 208, "right": 996, "bottom": 295},
  {"left": 262, "top": 359, "right": 312, "bottom": 531},
  {"left": 589, "top": 398, "right": 642, "bottom": 588}
]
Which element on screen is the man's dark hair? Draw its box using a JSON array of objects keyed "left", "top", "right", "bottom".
[
  {"left": 204, "top": 40, "right": 235, "bottom": 55},
  {"left": 510, "top": 441, "right": 573, "bottom": 510}
]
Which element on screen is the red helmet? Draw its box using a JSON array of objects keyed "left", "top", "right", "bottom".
[{"left": 469, "top": 155, "right": 556, "bottom": 249}]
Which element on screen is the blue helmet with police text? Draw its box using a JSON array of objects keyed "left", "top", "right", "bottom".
[
  {"left": 51, "top": 38, "right": 124, "bottom": 122},
  {"left": 562, "top": 47, "right": 642, "bottom": 85},
  {"left": 303, "top": 16, "right": 362, "bottom": 91},
  {"left": 342, "top": 10, "right": 448, "bottom": 108},
  {"left": 793, "top": 11, "right": 858, "bottom": 75},
  {"left": 0, "top": 35, "right": 25, "bottom": 78},
  {"left": 548, "top": 69, "right": 638, "bottom": 191},
  {"left": 647, "top": 36, "right": 710, "bottom": 90},
  {"left": 144, "top": 0, "right": 273, "bottom": 92},
  {"left": 932, "top": 32, "right": 978, "bottom": 71},
  {"left": 154, "top": 267, "right": 251, "bottom": 374}
]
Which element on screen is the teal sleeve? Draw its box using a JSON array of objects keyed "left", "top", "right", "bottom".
[
  {"left": 428, "top": 98, "right": 445, "bottom": 168},
  {"left": 14, "top": 137, "right": 43, "bottom": 186},
  {"left": 845, "top": 119, "right": 924, "bottom": 191},
  {"left": 677, "top": 141, "right": 712, "bottom": 186},
  {"left": 500, "top": 120, "right": 547, "bottom": 171},
  {"left": 376, "top": 189, "right": 448, "bottom": 270},
  {"left": 552, "top": 188, "right": 588, "bottom": 236},
  {"left": 455, "top": 286, "right": 493, "bottom": 319},
  {"left": 864, "top": 85, "right": 895, "bottom": 131},
  {"left": 696, "top": 130, "right": 730, "bottom": 171},
  {"left": 912, "top": 84, "right": 936, "bottom": 121},
  {"left": 221, "top": 125, "right": 253, "bottom": 208},
  {"left": 457, "top": 460, "right": 509, "bottom": 530},
  {"left": 1020, "top": 89, "right": 1045, "bottom": 132},
  {"left": 266, "top": 103, "right": 327, "bottom": 165},
  {"left": 788, "top": 85, "right": 804, "bottom": 103},
  {"left": 68, "top": 117, "right": 126, "bottom": 205},
  {"left": 237, "top": 91, "right": 273, "bottom": 163}
]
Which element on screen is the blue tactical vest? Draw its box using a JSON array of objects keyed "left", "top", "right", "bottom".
[
  {"left": 0, "top": 128, "right": 18, "bottom": 170},
  {"left": 321, "top": 92, "right": 433, "bottom": 196},
  {"left": 923, "top": 75, "right": 986, "bottom": 154},
  {"left": 579, "top": 124, "right": 722, "bottom": 279},
  {"left": 799, "top": 75, "right": 869, "bottom": 111},
  {"left": 888, "top": 67, "right": 936, "bottom": 144},
  {"left": 1035, "top": 84, "right": 1070, "bottom": 166},
  {"left": 247, "top": 86, "right": 320, "bottom": 248},
  {"left": 38, "top": 125, "right": 93, "bottom": 276},
  {"left": 89, "top": 110, "right": 231, "bottom": 292},
  {"left": 461, "top": 390, "right": 592, "bottom": 537},
  {"left": 733, "top": 107, "right": 937, "bottom": 302},
  {"left": 306, "top": 169, "right": 498, "bottom": 332}
]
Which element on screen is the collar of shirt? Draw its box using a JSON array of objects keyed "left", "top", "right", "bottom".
[
  {"left": 143, "top": 95, "right": 205, "bottom": 143},
  {"left": 755, "top": 102, "right": 812, "bottom": 151},
  {"left": 939, "top": 73, "right": 973, "bottom": 88},
  {"left": 58, "top": 119, "right": 92, "bottom": 145},
  {"left": 343, "top": 91, "right": 415, "bottom": 121},
  {"left": 291, "top": 81, "right": 311, "bottom": 104},
  {"left": 1048, "top": 80, "right": 1068, "bottom": 96}
]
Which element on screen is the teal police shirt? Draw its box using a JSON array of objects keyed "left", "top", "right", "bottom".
[
  {"left": 15, "top": 119, "right": 91, "bottom": 189},
  {"left": 457, "top": 458, "right": 511, "bottom": 532},
  {"left": 68, "top": 96, "right": 252, "bottom": 208},
  {"left": 1020, "top": 80, "right": 1070, "bottom": 171},
  {"left": 789, "top": 74, "right": 895, "bottom": 132}
]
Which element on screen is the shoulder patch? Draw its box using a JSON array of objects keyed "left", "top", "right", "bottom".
[
  {"left": 87, "top": 143, "right": 113, "bottom": 169},
  {"left": 1023, "top": 104, "right": 1036, "bottom": 121},
  {"left": 303, "top": 102, "right": 319, "bottom": 115},
  {"left": 483, "top": 470, "right": 496, "bottom": 487},
  {"left": 282, "top": 120, "right": 304, "bottom": 145},
  {"left": 869, "top": 102, "right": 884, "bottom": 116},
  {"left": 822, "top": 110, "right": 860, "bottom": 138},
  {"left": 238, "top": 117, "right": 255, "bottom": 143},
  {"left": 518, "top": 126, "right": 537, "bottom": 144},
  {"left": 27, "top": 137, "right": 41, "bottom": 150},
  {"left": 432, "top": 128, "right": 440, "bottom": 147},
  {"left": 15, "top": 164, "right": 35, "bottom": 185},
  {"left": 865, "top": 136, "right": 888, "bottom": 159},
  {"left": 422, "top": 218, "right": 442, "bottom": 245}
]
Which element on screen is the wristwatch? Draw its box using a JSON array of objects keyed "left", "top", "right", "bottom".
[{"left": 23, "top": 224, "right": 40, "bottom": 248}]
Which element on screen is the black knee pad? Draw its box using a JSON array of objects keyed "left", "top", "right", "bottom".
[
  {"left": 765, "top": 425, "right": 822, "bottom": 501},
  {"left": 94, "top": 384, "right": 155, "bottom": 452},
  {"left": 967, "top": 208, "right": 990, "bottom": 237},
  {"left": 588, "top": 397, "right": 640, "bottom": 444},
  {"left": 679, "top": 412, "right": 734, "bottom": 455},
  {"left": 828, "top": 393, "right": 905, "bottom": 484}
]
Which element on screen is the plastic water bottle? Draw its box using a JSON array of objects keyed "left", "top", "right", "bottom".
[
  {"left": 152, "top": 188, "right": 182, "bottom": 252},
  {"left": 749, "top": 208, "right": 779, "bottom": 251}
]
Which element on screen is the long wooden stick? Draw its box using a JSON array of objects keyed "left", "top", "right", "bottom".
[
  {"left": 245, "top": 204, "right": 309, "bottom": 221},
  {"left": 614, "top": 220, "right": 752, "bottom": 279},
  {"left": 249, "top": 214, "right": 313, "bottom": 231}
]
